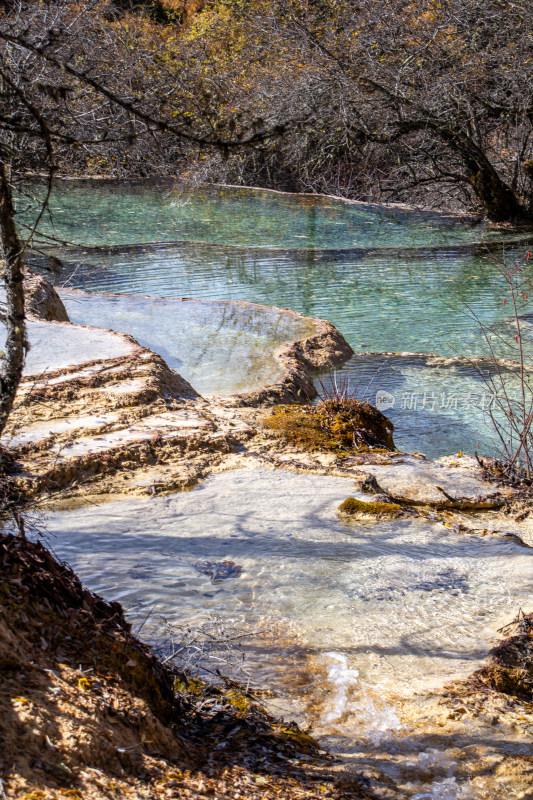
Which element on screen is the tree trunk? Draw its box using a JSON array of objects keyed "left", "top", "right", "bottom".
[
  {"left": 403, "top": 118, "right": 526, "bottom": 221},
  {"left": 432, "top": 123, "right": 524, "bottom": 222},
  {"left": 468, "top": 163, "right": 523, "bottom": 222},
  {"left": 0, "top": 162, "right": 26, "bottom": 436}
]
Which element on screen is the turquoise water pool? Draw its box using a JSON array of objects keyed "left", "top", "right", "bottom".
[
  {"left": 19, "top": 180, "right": 510, "bottom": 249},
  {"left": 22, "top": 181, "right": 533, "bottom": 457}
]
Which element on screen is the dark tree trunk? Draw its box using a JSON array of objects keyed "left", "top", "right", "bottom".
[
  {"left": 399, "top": 118, "right": 526, "bottom": 222},
  {"left": 0, "top": 162, "right": 26, "bottom": 436},
  {"left": 435, "top": 124, "right": 524, "bottom": 222},
  {"left": 468, "top": 164, "right": 523, "bottom": 222}
]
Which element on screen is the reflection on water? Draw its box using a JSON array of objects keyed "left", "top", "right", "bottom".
[
  {"left": 316, "top": 353, "right": 526, "bottom": 459},
  {"left": 59, "top": 291, "right": 315, "bottom": 394},
  {"left": 44, "top": 469, "right": 533, "bottom": 714},
  {"left": 46, "top": 243, "right": 531, "bottom": 361},
  {"left": 18, "top": 181, "right": 507, "bottom": 249}
]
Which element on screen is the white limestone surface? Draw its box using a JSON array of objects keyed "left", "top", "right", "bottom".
[
  {"left": 46, "top": 411, "right": 213, "bottom": 459},
  {"left": 2, "top": 318, "right": 137, "bottom": 376},
  {"left": 356, "top": 455, "right": 503, "bottom": 505},
  {"left": 2, "top": 412, "right": 120, "bottom": 447}
]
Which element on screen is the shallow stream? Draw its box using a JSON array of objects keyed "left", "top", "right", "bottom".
[
  {"left": 44, "top": 467, "right": 533, "bottom": 796},
  {"left": 45, "top": 468, "right": 532, "bottom": 710}
]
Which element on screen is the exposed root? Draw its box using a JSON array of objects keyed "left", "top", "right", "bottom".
[{"left": 435, "top": 485, "right": 506, "bottom": 510}]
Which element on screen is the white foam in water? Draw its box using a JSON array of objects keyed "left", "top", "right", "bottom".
[
  {"left": 320, "top": 652, "right": 402, "bottom": 741},
  {"left": 414, "top": 749, "right": 457, "bottom": 775},
  {"left": 321, "top": 652, "right": 360, "bottom": 723},
  {"left": 412, "top": 777, "right": 475, "bottom": 800},
  {"left": 354, "top": 695, "right": 402, "bottom": 743},
  {"left": 408, "top": 750, "right": 476, "bottom": 800}
]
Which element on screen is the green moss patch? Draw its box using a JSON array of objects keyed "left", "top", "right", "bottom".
[
  {"left": 263, "top": 398, "right": 394, "bottom": 454},
  {"left": 338, "top": 497, "right": 403, "bottom": 517}
]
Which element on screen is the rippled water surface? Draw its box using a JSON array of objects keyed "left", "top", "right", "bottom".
[
  {"left": 59, "top": 290, "right": 315, "bottom": 394},
  {"left": 24, "top": 182, "right": 533, "bottom": 455},
  {"left": 48, "top": 243, "right": 530, "bottom": 360},
  {"left": 317, "top": 354, "right": 529, "bottom": 458},
  {"left": 45, "top": 468, "right": 533, "bottom": 717},
  {"left": 20, "top": 181, "right": 509, "bottom": 249}
]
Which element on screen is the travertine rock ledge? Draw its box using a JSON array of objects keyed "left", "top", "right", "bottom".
[
  {"left": 235, "top": 315, "right": 354, "bottom": 405},
  {"left": 24, "top": 268, "right": 69, "bottom": 322},
  {"left": 2, "top": 281, "right": 352, "bottom": 499}
]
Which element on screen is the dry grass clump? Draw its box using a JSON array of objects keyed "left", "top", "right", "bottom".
[
  {"left": 469, "top": 611, "right": 533, "bottom": 700},
  {"left": 264, "top": 398, "right": 394, "bottom": 454}
]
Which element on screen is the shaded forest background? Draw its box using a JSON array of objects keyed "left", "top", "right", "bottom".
[{"left": 2, "top": 0, "right": 533, "bottom": 221}]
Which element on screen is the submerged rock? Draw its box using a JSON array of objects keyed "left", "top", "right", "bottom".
[
  {"left": 193, "top": 559, "right": 243, "bottom": 583},
  {"left": 356, "top": 454, "right": 515, "bottom": 508},
  {"left": 357, "top": 568, "right": 470, "bottom": 601},
  {"left": 59, "top": 288, "right": 353, "bottom": 403}
]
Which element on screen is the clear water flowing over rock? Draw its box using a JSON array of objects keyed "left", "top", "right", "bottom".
[
  {"left": 56, "top": 291, "right": 316, "bottom": 395},
  {"left": 44, "top": 469, "right": 532, "bottom": 746},
  {"left": 25, "top": 181, "right": 533, "bottom": 457}
]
